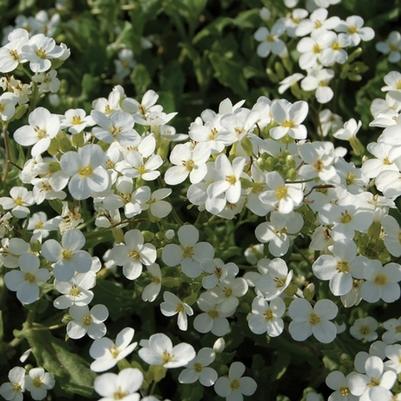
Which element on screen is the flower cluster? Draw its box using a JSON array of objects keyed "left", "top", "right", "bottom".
[{"left": 255, "top": 3, "right": 374, "bottom": 103}]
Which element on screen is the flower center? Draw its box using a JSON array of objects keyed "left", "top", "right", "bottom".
[
  {"left": 313, "top": 44, "right": 321, "bottom": 54},
  {"left": 336, "top": 260, "right": 349, "bottom": 273},
  {"left": 275, "top": 186, "right": 288, "bottom": 200},
  {"left": 314, "top": 160, "right": 324, "bottom": 172},
  {"left": 208, "top": 309, "right": 219, "bottom": 319},
  {"left": 274, "top": 276, "right": 286, "bottom": 288},
  {"left": 62, "top": 249, "right": 74, "bottom": 260},
  {"left": 176, "top": 303, "right": 185, "bottom": 313},
  {"left": 309, "top": 312, "right": 321, "bottom": 325},
  {"left": 340, "top": 211, "right": 352, "bottom": 224},
  {"left": 230, "top": 379, "right": 241, "bottom": 390},
  {"left": 347, "top": 25, "right": 358, "bottom": 34},
  {"left": 374, "top": 273, "right": 388, "bottom": 286},
  {"left": 24, "top": 272, "right": 36, "bottom": 283},
  {"left": 32, "top": 376, "right": 43, "bottom": 388},
  {"left": 129, "top": 250, "right": 140, "bottom": 260},
  {"left": 69, "top": 286, "right": 81, "bottom": 297},
  {"left": 14, "top": 197, "right": 24, "bottom": 206},
  {"left": 113, "top": 389, "right": 128, "bottom": 400},
  {"left": 110, "top": 345, "right": 120, "bottom": 358},
  {"left": 340, "top": 387, "right": 350, "bottom": 396},
  {"left": 72, "top": 115, "right": 82, "bottom": 125},
  {"left": 162, "top": 351, "right": 173, "bottom": 364},
  {"left": 9, "top": 49, "right": 20, "bottom": 60},
  {"left": 82, "top": 314, "right": 93, "bottom": 326},
  {"left": 111, "top": 125, "right": 122, "bottom": 137},
  {"left": 182, "top": 246, "right": 194, "bottom": 258},
  {"left": 208, "top": 128, "right": 218, "bottom": 140},
  {"left": 184, "top": 159, "right": 195, "bottom": 171},
  {"left": 226, "top": 175, "right": 237, "bottom": 185},
  {"left": 331, "top": 41, "right": 341, "bottom": 50},
  {"left": 368, "top": 377, "right": 380, "bottom": 387},
  {"left": 282, "top": 120, "right": 295, "bottom": 128},
  {"left": 79, "top": 165, "right": 93, "bottom": 177},
  {"left": 194, "top": 362, "right": 203, "bottom": 372},
  {"left": 12, "top": 383, "right": 22, "bottom": 392},
  {"left": 223, "top": 287, "right": 233, "bottom": 297},
  {"left": 34, "top": 127, "right": 47, "bottom": 139},
  {"left": 35, "top": 48, "right": 47, "bottom": 59},
  {"left": 359, "top": 325, "right": 370, "bottom": 335},
  {"left": 264, "top": 309, "right": 274, "bottom": 321}
]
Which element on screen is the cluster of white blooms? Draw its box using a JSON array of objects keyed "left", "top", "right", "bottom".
[
  {"left": 0, "top": 366, "right": 54, "bottom": 401},
  {"left": 2, "top": 2, "right": 401, "bottom": 401},
  {"left": 255, "top": 1, "right": 374, "bottom": 103}
]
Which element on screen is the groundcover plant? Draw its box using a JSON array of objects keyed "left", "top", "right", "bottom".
[{"left": 2, "top": 0, "right": 401, "bottom": 400}]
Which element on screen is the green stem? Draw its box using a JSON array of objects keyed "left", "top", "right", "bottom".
[{"left": 2, "top": 123, "right": 10, "bottom": 181}]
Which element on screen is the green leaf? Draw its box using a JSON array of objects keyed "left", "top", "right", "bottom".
[
  {"left": 131, "top": 64, "right": 151, "bottom": 96},
  {"left": 178, "top": 382, "right": 204, "bottom": 401},
  {"left": 92, "top": 279, "right": 136, "bottom": 320},
  {"left": 208, "top": 52, "right": 248, "bottom": 96},
  {"left": 23, "top": 327, "right": 95, "bottom": 398}
]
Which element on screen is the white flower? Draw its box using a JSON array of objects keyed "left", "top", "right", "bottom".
[
  {"left": 89, "top": 327, "right": 137, "bottom": 372},
  {"left": 312, "top": 240, "right": 364, "bottom": 296},
  {"left": 255, "top": 211, "right": 304, "bottom": 256},
  {"left": 202, "top": 259, "right": 239, "bottom": 290},
  {"left": 336, "top": 16, "right": 374, "bottom": 46},
  {"left": 333, "top": 118, "right": 362, "bottom": 141},
  {"left": 348, "top": 356, "right": 397, "bottom": 401},
  {"left": 382, "top": 215, "right": 401, "bottom": 257},
  {"left": 111, "top": 229, "right": 157, "bottom": 280},
  {"left": 0, "top": 92, "right": 18, "bottom": 121},
  {"left": 259, "top": 171, "right": 303, "bottom": 214},
  {"left": 94, "top": 368, "right": 143, "bottom": 401},
  {"left": 300, "top": 67, "right": 335, "bottom": 104},
  {"left": 162, "top": 225, "right": 214, "bottom": 278},
  {"left": 376, "top": 31, "right": 401, "bottom": 63},
  {"left": 0, "top": 186, "right": 34, "bottom": 218},
  {"left": 360, "top": 261, "right": 401, "bottom": 303},
  {"left": 178, "top": 347, "right": 218, "bottom": 387},
  {"left": 142, "top": 263, "right": 162, "bottom": 302},
  {"left": 325, "top": 371, "right": 356, "bottom": 401},
  {"left": 288, "top": 298, "right": 338, "bottom": 343},
  {"left": 194, "top": 291, "right": 231, "bottom": 336},
  {"left": 21, "top": 33, "right": 65, "bottom": 72},
  {"left": 295, "top": 8, "right": 340, "bottom": 37},
  {"left": 214, "top": 362, "right": 257, "bottom": 401},
  {"left": 211, "top": 277, "right": 248, "bottom": 313},
  {"left": 247, "top": 296, "right": 285, "bottom": 337},
  {"left": 67, "top": 304, "right": 109, "bottom": 339},
  {"left": 382, "top": 318, "right": 401, "bottom": 344},
  {"left": 138, "top": 333, "right": 195, "bottom": 368},
  {"left": 0, "top": 366, "right": 26, "bottom": 401},
  {"left": 350, "top": 317, "right": 379, "bottom": 342},
  {"left": 41, "top": 229, "right": 92, "bottom": 281},
  {"left": 298, "top": 141, "right": 337, "bottom": 181},
  {"left": 61, "top": 108, "right": 94, "bottom": 134},
  {"left": 160, "top": 291, "right": 194, "bottom": 331},
  {"left": 385, "top": 344, "right": 401, "bottom": 373},
  {"left": 362, "top": 143, "right": 401, "bottom": 179},
  {"left": 53, "top": 271, "right": 96, "bottom": 309},
  {"left": 0, "top": 28, "right": 29, "bottom": 73},
  {"left": 164, "top": 142, "right": 210, "bottom": 185},
  {"left": 91, "top": 110, "right": 139, "bottom": 144},
  {"left": 4, "top": 254, "right": 49, "bottom": 304},
  {"left": 206, "top": 154, "right": 246, "bottom": 213},
  {"left": 254, "top": 21, "right": 287, "bottom": 58},
  {"left": 246, "top": 257, "right": 293, "bottom": 300},
  {"left": 270, "top": 99, "right": 308, "bottom": 140},
  {"left": 25, "top": 368, "right": 55, "bottom": 401},
  {"left": 60, "top": 144, "right": 110, "bottom": 200},
  {"left": 278, "top": 73, "right": 304, "bottom": 94}
]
